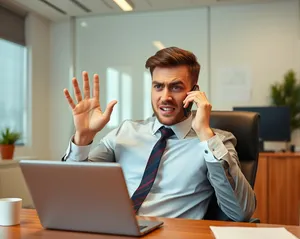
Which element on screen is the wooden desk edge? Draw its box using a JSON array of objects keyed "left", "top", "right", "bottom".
[{"left": 11, "top": 209, "right": 299, "bottom": 238}]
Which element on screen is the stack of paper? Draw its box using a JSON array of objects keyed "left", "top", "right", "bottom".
[{"left": 210, "top": 226, "right": 298, "bottom": 239}]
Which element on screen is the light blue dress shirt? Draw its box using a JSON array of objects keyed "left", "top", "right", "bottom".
[{"left": 64, "top": 115, "right": 256, "bottom": 221}]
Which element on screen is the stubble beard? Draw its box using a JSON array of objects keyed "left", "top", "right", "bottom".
[{"left": 151, "top": 102, "right": 186, "bottom": 126}]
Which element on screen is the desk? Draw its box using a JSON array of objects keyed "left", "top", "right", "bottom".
[{"left": 1, "top": 209, "right": 300, "bottom": 239}]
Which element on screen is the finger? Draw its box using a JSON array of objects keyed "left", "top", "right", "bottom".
[
  {"left": 183, "top": 92, "right": 199, "bottom": 104},
  {"left": 187, "top": 90, "right": 202, "bottom": 95},
  {"left": 82, "top": 71, "right": 90, "bottom": 99},
  {"left": 183, "top": 94, "right": 196, "bottom": 108},
  {"left": 63, "top": 89, "right": 76, "bottom": 109},
  {"left": 93, "top": 74, "right": 100, "bottom": 99},
  {"left": 72, "top": 78, "right": 82, "bottom": 102},
  {"left": 202, "top": 92, "right": 209, "bottom": 101},
  {"left": 183, "top": 93, "right": 206, "bottom": 108},
  {"left": 201, "top": 92, "right": 212, "bottom": 109},
  {"left": 185, "top": 91, "right": 206, "bottom": 102},
  {"left": 103, "top": 100, "right": 118, "bottom": 119},
  {"left": 192, "top": 94, "right": 211, "bottom": 109},
  {"left": 196, "top": 92, "right": 210, "bottom": 104}
]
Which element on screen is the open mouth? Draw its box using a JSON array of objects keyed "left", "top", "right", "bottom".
[{"left": 159, "top": 107, "right": 175, "bottom": 114}]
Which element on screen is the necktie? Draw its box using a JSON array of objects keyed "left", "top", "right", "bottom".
[{"left": 131, "top": 126, "right": 174, "bottom": 213}]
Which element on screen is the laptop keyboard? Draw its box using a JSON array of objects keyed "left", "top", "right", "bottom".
[{"left": 139, "top": 225, "right": 147, "bottom": 231}]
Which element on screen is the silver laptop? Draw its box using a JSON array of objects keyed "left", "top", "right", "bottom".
[{"left": 19, "top": 160, "right": 163, "bottom": 236}]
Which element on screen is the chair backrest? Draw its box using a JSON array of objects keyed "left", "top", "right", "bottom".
[{"left": 202, "top": 110, "right": 260, "bottom": 221}]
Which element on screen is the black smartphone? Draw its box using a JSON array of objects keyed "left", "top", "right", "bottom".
[{"left": 183, "top": 85, "right": 199, "bottom": 117}]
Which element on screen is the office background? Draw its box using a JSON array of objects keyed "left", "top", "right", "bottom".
[
  {"left": 1, "top": 0, "right": 299, "bottom": 161},
  {"left": 0, "top": 0, "right": 299, "bottom": 225}
]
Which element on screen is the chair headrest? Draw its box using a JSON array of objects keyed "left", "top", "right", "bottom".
[{"left": 194, "top": 110, "right": 260, "bottom": 162}]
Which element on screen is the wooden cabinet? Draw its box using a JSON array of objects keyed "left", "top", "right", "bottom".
[
  {"left": 253, "top": 153, "right": 300, "bottom": 225},
  {"left": 252, "top": 155, "right": 268, "bottom": 223}
]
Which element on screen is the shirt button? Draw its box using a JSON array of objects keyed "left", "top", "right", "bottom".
[{"left": 204, "top": 150, "right": 208, "bottom": 154}]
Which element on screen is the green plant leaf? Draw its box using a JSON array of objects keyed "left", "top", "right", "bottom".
[
  {"left": 270, "top": 70, "right": 300, "bottom": 132},
  {"left": 0, "top": 127, "right": 21, "bottom": 145}
]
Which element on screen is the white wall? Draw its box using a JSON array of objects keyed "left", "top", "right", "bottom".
[
  {"left": 211, "top": 0, "right": 300, "bottom": 109},
  {"left": 48, "top": 20, "right": 74, "bottom": 160},
  {"left": 15, "top": 13, "right": 51, "bottom": 160}
]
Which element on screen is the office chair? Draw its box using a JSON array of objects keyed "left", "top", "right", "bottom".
[{"left": 202, "top": 110, "right": 260, "bottom": 222}]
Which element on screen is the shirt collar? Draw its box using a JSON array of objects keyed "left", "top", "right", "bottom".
[{"left": 152, "top": 115, "right": 193, "bottom": 139}]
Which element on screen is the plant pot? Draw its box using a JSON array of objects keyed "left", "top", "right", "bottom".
[{"left": 0, "top": 144, "right": 15, "bottom": 160}]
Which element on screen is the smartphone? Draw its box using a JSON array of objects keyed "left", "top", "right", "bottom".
[{"left": 183, "top": 85, "right": 199, "bottom": 117}]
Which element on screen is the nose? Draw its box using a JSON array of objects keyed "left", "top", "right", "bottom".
[{"left": 161, "top": 88, "right": 172, "bottom": 101}]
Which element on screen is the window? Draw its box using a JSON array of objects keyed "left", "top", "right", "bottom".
[
  {"left": 0, "top": 38, "right": 27, "bottom": 144},
  {"left": 106, "top": 67, "right": 133, "bottom": 128}
]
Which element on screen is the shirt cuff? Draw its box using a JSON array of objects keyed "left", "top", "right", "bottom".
[
  {"left": 203, "top": 134, "right": 228, "bottom": 162},
  {"left": 64, "top": 136, "right": 92, "bottom": 161}
]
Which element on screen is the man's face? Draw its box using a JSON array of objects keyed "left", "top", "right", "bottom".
[{"left": 151, "top": 65, "right": 193, "bottom": 126}]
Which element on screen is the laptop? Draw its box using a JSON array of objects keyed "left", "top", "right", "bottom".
[{"left": 19, "top": 160, "right": 163, "bottom": 236}]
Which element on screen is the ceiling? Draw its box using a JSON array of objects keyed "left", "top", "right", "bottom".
[{"left": 2, "top": 0, "right": 280, "bottom": 22}]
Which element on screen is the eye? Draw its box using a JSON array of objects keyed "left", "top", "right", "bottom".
[
  {"left": 153, "top": 84, "right": 163, "bottom": 90},
  {"left": 171, "top": 85, "right": 183, "bottom": 91}
]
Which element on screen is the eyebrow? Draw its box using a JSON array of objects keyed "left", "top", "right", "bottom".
[{"left": 152, "top": 80, "right": 185, "bottom": 86}]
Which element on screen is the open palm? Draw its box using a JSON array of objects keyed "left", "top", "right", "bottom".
[{"left": 64, "top": 72, "right": 117, "bottom": 145}]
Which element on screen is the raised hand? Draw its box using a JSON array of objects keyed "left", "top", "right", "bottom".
[{"left": 64, "top": 71, "right": 117, "bottom": 145}]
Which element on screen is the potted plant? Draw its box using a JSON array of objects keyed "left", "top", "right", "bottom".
[
  {"left": 0, "top": 128, "right": 21, "bottom": 160},
  {"left": 270, "top": 70, "right": 300, "bottom": 148}
]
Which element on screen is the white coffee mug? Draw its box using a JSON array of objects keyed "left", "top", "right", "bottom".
[{"left": 0, "top": 198, "right": 22, "bottom": 226}]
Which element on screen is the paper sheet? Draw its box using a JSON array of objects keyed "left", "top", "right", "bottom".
[
  {"left": 216, "top": 67, "right": 252, "bottom": 103},
  {"left": 210, "top": 226, "right": 299, "bottom": 239}
]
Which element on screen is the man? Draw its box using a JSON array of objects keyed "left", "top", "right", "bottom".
[{"left": 63, "top": 47, "right": 256, "bottom": 221}]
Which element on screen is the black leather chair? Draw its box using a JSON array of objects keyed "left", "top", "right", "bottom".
[{"left": 202, "top": 110, "right": 260, "bottom": 222}]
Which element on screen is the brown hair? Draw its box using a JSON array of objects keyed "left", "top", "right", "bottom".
[{"left": 145, "top": 47, "right": 200, "bottom": 85}]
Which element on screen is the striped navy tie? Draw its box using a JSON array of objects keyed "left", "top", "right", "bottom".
[{"left": 131, "top": 126, "right": 174, "bottom": 213}]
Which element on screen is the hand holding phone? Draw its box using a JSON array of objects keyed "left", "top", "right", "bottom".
[
  {"left": 183, "top": 85, "right": 199, "bottom": 117},
  {"left": 183, "top": 87, "right": 214, "bottom": 141}
]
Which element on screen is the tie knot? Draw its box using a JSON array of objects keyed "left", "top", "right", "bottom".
[{"left": 159, "top": 126, "right": 174, "bottom": 139}]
